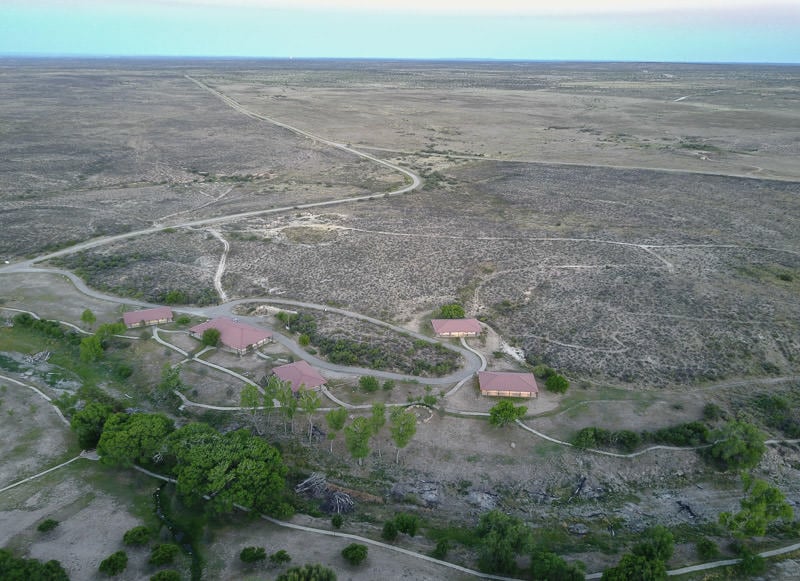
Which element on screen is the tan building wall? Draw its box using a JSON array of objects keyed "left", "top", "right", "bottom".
[{"left": 481, "top": 389, "right": 537, "bottom": 398}]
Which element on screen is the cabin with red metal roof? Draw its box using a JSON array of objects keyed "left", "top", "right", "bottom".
[
  {"left": 272, "top": 360, "right": 326, "bottom": 393},
  {"left": 122, "top": 306, "right": 173, "bottom": 329},
  {"left": 430, "top": 318, "right": 482, "bottom": 338},
  {"left": 478, "top": 371, "right": 538, "bottom": 398},
  {"left": 189, "top": 317, "right": 271, "bottom": 355}
]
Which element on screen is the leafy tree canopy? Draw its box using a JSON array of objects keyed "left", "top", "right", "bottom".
[
  {"left": 71, "top": 401, "right": 113, "bottom": 449},
  {"left": 99, "top": 551, "right": 128, "bottom": 576},
  {"left": 544, "top": 374, "right": 569, "bottom": 394},
  {"left": 344, "top": 417, "right": 372, "bottom": 462},
  {"left": 341, "top": 543, "right": 368, "bottom": 566},
  {"left": 438, "top": 303, "right": 466, "bottom": 319},
  {"left": 632, "top": 526, "right": 674, "bottom": 562},
  {"left": 720, "top": 474, "right": 794, "bottom": 537},
  {"left": 706, "top": 420, "right": 766, "bottom": 471},
  {"left": 0, "top": 549, "right": 69, "bottom": 581},
  {"left": 489, "top": 399, "right": 527, "bottom": 427},
  {"left": 390, "top": 409, "right": 417, "bottom": 462},
  {"left": 97, "top": 413, "right": 174, "bottom": 468},
  {"left": 529, "top": 549, "right": 585, "bottom": 581},
  {"left": 167, "top": 424, "right": 289, "bottom": 516},
  {"left": 601, "top": 553, "right": 667, "bottom": 581},
  {"left": 476, "top": 510, "right": 532, "bottom": 574},
  {"left": 201, "top": 327, "right": 221, "bottom": 347}
]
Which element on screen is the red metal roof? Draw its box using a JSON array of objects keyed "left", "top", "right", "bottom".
[
  {"left": 122, "top": 307, "right": 173, "bottom": 326},
  {"left": 189, "top": 317, "right": 271, "bottom": 351},
  {"left": 478, "top": 371, "right": 538, "bottom": 394},
  {"left": 431, "top": 318, "right": 482, "bottom": 336},
  {"left": 272, "top": 360, "right": 326, "bottom": 392}
]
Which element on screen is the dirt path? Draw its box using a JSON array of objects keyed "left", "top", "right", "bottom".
[{"left": 207, "top": 227, "right": 230, "bottom": 302}]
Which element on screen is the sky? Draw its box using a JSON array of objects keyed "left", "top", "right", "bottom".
[{"left": 1, "top": 0, "right": 798, "bottom": 63}]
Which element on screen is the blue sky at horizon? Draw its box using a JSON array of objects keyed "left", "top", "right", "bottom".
[{"left": 1, "top": 1, "right": 798, "bottom": 63}]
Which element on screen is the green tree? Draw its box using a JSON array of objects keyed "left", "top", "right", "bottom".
[
  {"left": 632, "top": 526, "right": 674, "bottom": 562},
  {"left": 489, "top": 399, "right": 527, "bottom": 427},
  {"left": 358, "top": 376, "right": 379, "bottom": 392},
  {"left": 70, "top": 401, "right": 113, "bottom": 449},
  {"left": 201, "top": 327, "right": 221, "bottom": 347},
  {"left": 95, "top": 322, "right": 126, "bottom": 344},
  {"left": 123, "top": 525, "right": 151, "bottom": 546},
  {"left": 695, "top": 538, "right": 719, "bottom": 560},
  {"left": 528, "top": 549, "right": 584, "bottom": 581},
  {"left": 381, "top": 520, "right": 398, "bottom": 541},
  {"left": 394, "top": 513, "right": 419, "bottom": 537},
  {"left": 37, "top": 518, "right": 59, "bottom": 532},
  {"left": 99, "top": 551, "right": 128, "bottom": 576},
  {"left": 167, "top": 424, "right": 289, "bottom": 516},
  {"left": 240, "top": 383, "right": 264, "bottom": 435},
  {"left": 0, "top": 549, "right": 69, "bottom": 581},
  {"left": 80, "top": 334, "right": 104, "bottom": 363},
  {"left": 720, "top": 474, "right": 794, "bottom": 537},
  {"left": 390, "top": 408, "right": 417, "bottom": 463},
  {"left": 240, "top": 546, "right": 266, "bottom": 563},
  {"left": 601, "top": 553, "right": 667, "bottom": 581},
  {"left": 706, "top": 420, "right": 766, "bottom": 471},
  {"left": 325, "top": 408, "right": 348, "bottom": 453},
  {"left": 81, "top": 308, "right": 96, "bottom": 327},
  {"left": 148, "top": 543, "right": 180, "bottom": 565},
  {"left": 150, "top": 571, "right": 181, "bottom": 581},
  {"left": 438, "top": 303, "right": 465, "bottom": 319},
  {"left": 276, "top": 382, "right": 298, "bottom": 433},
  {"left": 344, "top": 417, "right": 372, "bottom": 465},
  {"left": 97, "top": 413, "right": 174, "bottom": 468},
  {"left": 299, "top": 390, "right": 322, "bottom": 443},
  {"left": 544, "top": 374, "right": 569, "bottom": 394},
  {"left": 370, "top": 403, "right": 386, "bottom": 458},
  {"left": 276, "top": 564, "right": 337, "bottom": 581},
  {"left": 262, "top": 375, "right": 284, "bottom": 428},
  {"left": 475, "top": 510, "right": 532, "bottom": 574},
  {"left": 341, "top": 543, "right": 368, "bottom": 566},
  {"left": 270, "top": 550, "right": 292, "bottom": 565}
]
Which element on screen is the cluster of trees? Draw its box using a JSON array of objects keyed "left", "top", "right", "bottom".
[
  {"left": 0, "top": 549, "right": 69, "bottom": 581},
  {"left": 720, "top": 473, "right": 793, "bottom": 538},
  {"left": 339, "top": 405, "right": 417, "bottom": 464},
  {"left": 532, "top": 365, "right": 570, "bottom": 394},
  {"left": 79, "top": 321, "right": 126, "bottom": 363},
  {"left": 382, "top": 513, "right": 420, "bottom": 541},
  {"left": 437, "top": 303, "right": 465, "bottom": 319},
  {"left": 276, "top": 563, "right": 337, "bottom": 581},
  {"left": 475, "top": 511, "right": 584, "bottom": 579},
  {"left": 601, "top": 526, "right": 673, "bottom": 581},
  {"left": 78, "top": 410, "right": 291, "bottom": 518},
  {"left": 12, "top": 312, "right": 80, "bottom": 344}
]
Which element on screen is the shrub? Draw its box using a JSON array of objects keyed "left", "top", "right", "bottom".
[
  {"left": 270, "top": 549, "right": 292, "bottom": 565},
  {"left": 532, "top": 364, "right": 555, "bottom": 379},
  {"left": 695, "top": 537, "right": 720, "bottom": 560},
  {"left": 422, "top": 394, "right": 438, "bottom": 406},
  {"left": 438, "top": 303, "right": 465, "bottom": 319},
  {"left": 276, "top": 564, "right": 337, "bottom": 581},
  {"left": 331, "top": 514, "right": 343, "bottom": 529},
  {"left": 649, "top": 421, "right": 709, "bottom": 446},
  {"left": 381, "top": 521, "right": 398, "bottom": 541},
  {"left": 150, "top": 571, "right": 181, "bottom": 581},
  {"left": 737, "top": 551, "right": 766, "bottom": 576},
  {"left": 240, "top": 546, "right": 266, "bottom": 563},
  {"left": 382, "top": 379, "right": 395, "bottom": 391},
  {"left": 37, "top": 519, "right": 59, "bottom": 532},
  {"left": 148, "top": 543, "right": 180, "bottom": 566},
  {"left": 615, "top": 430, "right": 641, "bottom": 452},
  {"left": 201, "top": 328, "right": 221, "bottom": 347},
  {"left": 99, "top": 551, "right": 128, "bottom": 576},
  {"left": 341, "top": 543, "right": 368, "bottom": 566},
  {"left": 358, "top": 376, "right": 379, "bottom": 392},
  {"left": 298, "top": 334, "right": 311, "bottom": 346},
  {"left": 544, "top": 374, "right": 569, "bottom": 394},
  {"left": 175, "top": 314, "right": 191, "bottom": 325},
  {"left": 123, "top": 525, "right": 151, "bottom": 546},
  {"left": 394, "top": 513, "right": 419, "bottom": 537},
  {"left": 431, "top": 539, "right": 449, "bottom": 559},
  {"left": 702, "top": 403, "right": 724, "bottom": 421}
]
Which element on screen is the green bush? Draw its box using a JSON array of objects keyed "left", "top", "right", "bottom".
[
  {"left": 175, "top": 314, "right": 191, "bottom": 325},
  {"left": 394, "top": 513, "right": 419, "bottom": 537},
  {"left": 201, "top": 328, "right": 221, "bottom": 347},
  {"left": 298, "top": 334, "right": 311, "bottom": 347},
  {"left": 737, "top": 551, "right": 766, "bottom": 575},
  {"left": 331, "top": 514, "right": 343, "bottom": 529},
  {"left": 270, "top": 549, "right": 292, "bottom": 565},
  {"left": 150, "top": 571, "right": 181, "bottom": 581},
  {"left": 123, "top": 525, "right": 151, "bottom": 546},
  {"left": 648, "top": 421, "right": 710, "bottom": 446},
  {"left": 341, "top": 543, "right": 368, "bottom": 566},
  {"left": 702, "top": 403, "right": 724, "bottom": 421},
  {"left": 359, "top": 376, "right": 379, "bottom": 392},
  {"left": 431, "top": 539, "right": 449, "bottom": 559},
  {"left": 544, "top": 374, "right": 569, "bottom": 394},
  {"left": 148, "top": 543, "right": 180, "bottom": 566},
  {"left": 382, "top": 380, "right": 395, "bottom": 391},
  {"left": 99, "top": 551, "right": 128, "bottom": 576},
  {"left": 37, "top": 519, "right": 59, "bottom": 532},
  {"left": 276, "top": 564, "right": 337, "bottom": 581},
  {"left": 240, "top": 546, "right": 266, "bottom": 563},
  {"left": 695, "top": 537, "right": 720, "bottom": 560},
  {"left": 438, "top": 303, "right": 465, "bottom": 319},
  {"left": 381, "top": 521, "right": 398, "bottom": 541},
  {"left": 532, "top": 364, "right": 555, "bottom": 379}
]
